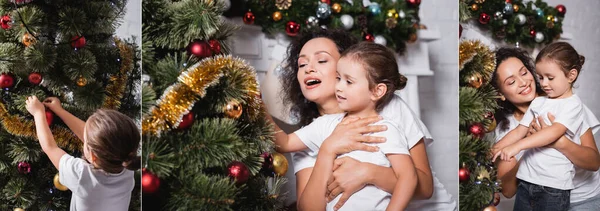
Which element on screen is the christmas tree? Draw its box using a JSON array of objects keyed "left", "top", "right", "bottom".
[
  {"left": 0, "top": 0, "right": 141, "bottom": 210},
  {"left": 141, "top": 0, "right": 288, "bottom": 210},
  {"left": 458, "top": 40, "right": 501, "bottom": 211}
]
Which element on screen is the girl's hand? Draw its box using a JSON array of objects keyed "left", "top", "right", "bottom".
[
  {"left": 320, "top": 116, "right": 387, "bottom": 156},
  {"left": 493, "top": 144, "right": 520, "bottom": 162},
  {"left": 42, "top": 97, "right": 63, "bottom": 112},
  {"left": 326, "top": 157, "right": 369, "bottom": 207},
  {"left": 532, "top": 113, "right": 569, "bottom": 150},
  {"left": 25, "top": 96, "right": 45, "bottom": 116}
]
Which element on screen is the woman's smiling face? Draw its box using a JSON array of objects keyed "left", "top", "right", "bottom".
[
  {"left": 296, "top": 37, "right": 341, "bottom": 105},
  {"left": 495, "top": 57, "right": 537, "bottom": 105}
]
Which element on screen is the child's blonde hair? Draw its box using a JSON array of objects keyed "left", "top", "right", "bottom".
[{"left": 84, "top": 109, "right": 140, "bottom": 173}]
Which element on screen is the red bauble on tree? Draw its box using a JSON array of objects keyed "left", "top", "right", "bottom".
[
  {"left": 187, "top": 41, "right": 212, "bottom": 58},
  {"left": 227, "top": 161, "right": 250, "bottom": 184},
  {"left": 285, "top": 21, "right": 301, "bottom": 36},
  {"left": 459, "top": 167, "right": 470, "bottom": 182},
  {"left": 556, "top": 4, "right": 566, "bottom": 16},
  {"left": 0, "top": 73, "right": 14, "bottom": 89},
  {"left": 208, "top": 39, "right": 221, "bottom": 54},
  {"left": 17, "top": 161, "right": 31, "bottom": 174},
  {"left": 243, "top": 11, "right": 255, "bottom": 24},
  {"left": 320, "top": 0, "right": 330, "bottom": 5},
  {"left": 45, "top": 110, "right": 54, "bottom": 125},
  {"left": 260, "top": 152, "right": 274, "bottom": 176},
  {"left": 406, "top": 0, "right": 421, "bottom": 7},
  {"left": 529, "top": 29, "right": 536, "bottom": 37},
  {"left": 142, "top": 169, "right": 161, "bottom": 194},
  {"left": 479, "top": 13, "right": 491, "bottom": 24},
  {"left": 71, "top": 36, "right": 86, "bottom": 48},
  {"left": 176, "top": 112, "right": 194, "bottom": 130},
  {"left": 364, "top": 33, "right": 375, "bottom": 42},
  {"left": 469, "top": 123, "right": 485, "bottom": 138},
  {"left": 28, "top": 72, "right": 42, "bottom": 85},
  {"left": 1, "top": 15, "right": 11, "bottom": 30}
]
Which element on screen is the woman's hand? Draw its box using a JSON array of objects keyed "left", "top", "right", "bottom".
[
  {"left": 42, "top": 97, "right": 63, "bottom": 112},
  {"left": 320, "top": 116, "right": 387, "bottom": 156},
  {"left": 326, "top": 157, "right": 370, "bottom": 206},
  {"left": 25, "top": 96, "right": 45, "bottom": 116}
]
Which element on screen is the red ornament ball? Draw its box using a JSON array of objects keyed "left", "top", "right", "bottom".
[
  {"left": 28, "top": 72, "right": 42, "bottom": 85},
  {"left": 71, "top": 36, "right": 86, "bottom": 48},
  {"left": 45, "top": 110, "right": 54, "bottom": 125},
  {"left": 243, "top": 11, "right": 255, "bottom": 24},
  {"left": 459, "top": 167, "right": 470, "bottom": 182},
  {"left": 320, "top": 0, "right": 330, "bottom": 5},
  {"left": 530, "top": 29, "right": 536, "bottom": 37},
  {"left": 469, "top": 123, "right": 485, "bottom": 138},
  {"left": 228, "top": 161, "right": 250, "bottom": 184},
  {"left": 556, "top": 4, "right": 566, "bottom": 16},
  {"left": 177, "top": 112, "right": 195, "bottom": 130},
  {"left": 0, "top": 73, "right": 14, "bottom": 89},
  {"left": 187, "top": 40, "right": 212, "bottom": 57},
  {"left": 479, "top": 13, "right": 491, "bottom": 25},
  {"left": 17, "top": 161, "right": 31, "bottom": 174},
  {"left": 406, "top": 0, "right": 421, "bottom": 7},
  {"left": 142, "top": 169, "right": 161, "bottom": 194},
  {"left": 208, "top": 40, "right": 221, "bottom": 54},
  {"left": 505, "top": 0, "right": 512, "bottom": 3},
  {"left": 285, "top": 21, "right": 301, "bottom": 37},
  {"left": 260, "top": 152, "right": 274, "bottom": 176},
  {"left": 1, "top": 15, "right": 11, "bottom": 30},
  {"left": 364, "top": 33, "right": 375, "bottom": 42}
]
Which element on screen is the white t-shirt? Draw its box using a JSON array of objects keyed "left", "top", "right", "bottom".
[
  {"left": 59, "top": 154, "right": 135, "bottom": 211},
  {"left": 292, "top": 95, "right": 456, "bottom": 210},
  {"left": 494, "top": 102, "right": 600, "bottom": 202},
  {"left": 516, "top": 95, "right": 586, "bottom": 190},
  {"left": 295, "top": 113, "right": 408, "bottom": 211}
]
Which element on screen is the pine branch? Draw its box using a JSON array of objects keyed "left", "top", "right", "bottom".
[
  {"left": 24, "top": 42, "right": 58, "bottom": 73},
  {"left": 141, "top": 84, "right": 156, "bottom": 114},
  {"left": 167, "top": 173, "right": 239, "bottom": 211}
]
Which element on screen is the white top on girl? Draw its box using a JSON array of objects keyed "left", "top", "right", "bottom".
[
  {"left": 494, "top": 104, "right": 600, "bottom": 203},
  {"left": 516, "top": 95, "right": 586, "bottom": 190},
  {"left": 60, "top": 154, "right": 135, "bottom": 211},
  {"left": 293, "top": 95, "right": 457, "bottom": 210}
]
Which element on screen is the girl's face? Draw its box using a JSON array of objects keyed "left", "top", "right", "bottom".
[
  {"left": 335, "top": 57, "right": 377, "bottom": 113},
  {"left": 535, "top": 59, "right": 574, "bottom": 99},
  {"left": 495, "top": 57, "right": 537, "bottom": 105},
  {"left": 297, "top": 38, "right": 341, "bottom": 105}
]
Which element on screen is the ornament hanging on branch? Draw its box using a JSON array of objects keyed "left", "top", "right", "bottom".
[
  {"left": 1, "top": 15, "right": 11, "bottom": 30},
  {"left": 468, "top": 72, "right": 484, "bottom": 88},
  {"left": 364, "top": 33, "right": 374, "bottom": 42},
  {"left": 340, "top": 15, "right": 353, "bottom": 30},
  {"left": 306, "top": 16, "right": 319, "bottom": 29},
  {"left": 479, "top": 13, "right": 490, "bottom": 24},
  {"left": 53, "top": 173, "right": 69, "bottom": 191},
  {"left": 459, "top": 167, "right": 470, "bottom": 182},
  {"left": 272, "top": 152, "right": 289, "bottom": 176},
  {"left": 260, "top": 152, "right": 274, "bottom": 176},
  {"left": 22, "top": 33, "right": 36, "bottom": 47},
  {"left": 275, "top": 0, "right": 292, "bottom": 10},
  {"left": 285, "top": 21, "right": 300, "bottom": 36},
  {"left": 243, "top": 11, "right": 255, "bottom": 24},
  {"left": 368, "top": 3, "right": 381, "bottom": 16},
  {"left": 331, "top": 3, "right": 342, "bottom": 14},
  {"left": 224, "top": 101, "right": 243, "bottom": 119},
  {"left": 272, "top": 11, "right": 282, "bottom": 21},
  {"left": 316, "top": 2, "right": 331, "bottom": 19},
  {"left": 71, "top": 36, "right": 86, "bottom": 48},
  {"left": 142, "top": 169, "right": 160, "bottom": 194},
  {"left": 406, "top": 0, "right": 421, "bottom": 7},
  {"left": 0, "top": 73, "right": 15, "bottom": 89},
  {"left": 187, "top": 40, "right": 212, "bottom": 58},
  {"left": 46, "top": 110, "right": 54, "bottom": 125},
  {"left": 227, "top": 161, "right": 250, "bottom": 184},
  {"left": 469, "top": 123, "right": 485, "bottom": 138},
  {"left": 208, "top": 40, "right": 221, "bottom": 54},
  {"left": 556, "top": 4, "right": 566, "bottom": 16},
  {"left": 17, "top": 161, "right": 31, "bottom": 174},
  {"left": 176, "top": 112, "right": 194, "bottom": 130},
  {"left": 28, "top": 72, "right": 42, "bottom": 85},
  {"left": 76, "top": 75, "right": 87, "bottom": 87}
]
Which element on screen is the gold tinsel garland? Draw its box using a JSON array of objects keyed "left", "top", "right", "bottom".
[
  {"left": 459, "top": 40, "right": 496, "bottom": 80},
  {"left": 103, "top": 38, "right": 135, "bottom": 109},
  {"left": 143, "top": 55, "right": 261, "bottom": 135}
]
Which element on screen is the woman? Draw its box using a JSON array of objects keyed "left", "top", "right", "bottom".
[
  {"left": 491, "top": 47, "right": 600, "bottom": 210},
  {"left": 268, "top": 29, "right": 455, "bottom": 210}
]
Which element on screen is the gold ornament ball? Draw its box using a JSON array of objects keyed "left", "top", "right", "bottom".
[
  {"left": 487, "top": 118, "right": 497, "bottom": 131},
  {"left": 272, "top": 11, "right": 283, "bottom": 21},
  {"left": 77, "top": 76, "right": 87, "bottom": 87},
  {"left": 22, "top": 33, "right": 36, "bottom": 47},
  {"left": 547, "top": 15, "right": 554, "bottom": 22},
  {"left": 483, "top": 205, "right": 497, "bottom": 211},
  {"left": 387, "top": 9, "right": 398, "bottom": 19},
  {"left": 513, "top": 4, "right": 519, "bottom": 12},
  {"left": 224, "top": 101, "right": 243, "bottom": 119},
  {"left": 54, "top": 173, "right": 69, "bottom": 191},
  {"left": 468, "top": 73, "right": 484, "bottom": 88},
  {"left": 331, "top": 3, "right": 342, "bottom": 14},
  {"left": 471, "top": 4, "right": 479, "bottom": 11},
  {"left": 14, "top": 209, "right": 25, "bottom": 211},
  {"left": 408, "top": 33, "right": 418, "bottom": 43},
  {"left": 272, "top": 152, "right": 289, "bottom": 176}
]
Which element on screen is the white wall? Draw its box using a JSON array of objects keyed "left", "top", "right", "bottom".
[
  {"left": 418, "top": 0, "right": 460, "bottom": 202},
  {"left": 116, "top": 0, "right": 142, "bottom": 46}
]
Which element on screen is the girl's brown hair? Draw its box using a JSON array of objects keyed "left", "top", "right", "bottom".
[
  {"left": 535, "top": 41, "right": 585, "bottom": 84},
  {"left": 341, "top": 42, "right": 407, "bottom": 111},
  {"left": 85, "top": 109, "right": 140, "bottom": 174}
]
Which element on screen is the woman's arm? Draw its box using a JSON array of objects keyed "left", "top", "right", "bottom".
[
  {"left": 494, "top": 124, "right": 565, "bottom": 161},
  {"left": 495, "top": 158, "right": 519, "bottom": 198},
  {"left": 43, "top": 97, "right": 86, "bottom": 142},
  {"left": 298, "top": 149, "right": 336, "bottom": 211},
  {"left": 386, "top": 154, "right": 417, "bottom": 211}
]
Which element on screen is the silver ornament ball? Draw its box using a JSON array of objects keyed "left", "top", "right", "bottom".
[
  {"left": 374, "top": 35, "right": 387, "bottom": 46},
  {"left": 535, "top": 32, "right": 544, "bottom": 43},
  {"left": 516, "top": 14, "right": 526, "bottom": 25},
  {"left": 316, "top": 2, "right": 332, "bottom": 19},
  {"left": 503, "top": 3, "right": 514, "bottom": 15},
  {"left": 306, "top": 16, "right": 319, "bottom": 28},
  {"left": 398, "top": 10, "right": 406, "bottom": 19},
  {"left": 502, "top": 19, "right": 508, "bottom": 25},
  {"left": 494, "top": 11, "right": 503, "bottom": 20},
  {"left": 340, "top": 14, "right": 354, "bottom": 30}
]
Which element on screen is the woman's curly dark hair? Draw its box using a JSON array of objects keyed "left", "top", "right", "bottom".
[
  {"left": 280, "top": 29, "right": 358, "bottom": 126},
  {"left": 491, "top": 47, "right": 544, "bottom": 131}
]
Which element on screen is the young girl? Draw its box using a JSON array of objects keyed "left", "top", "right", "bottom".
[
  {"left": 25, "top": 96, "right": 140, "bottom": 211},
  {"left": 275, "top": 42, "right": 416, "bottom": 211},
  {"left": 493, "top": 42, "right": 591, "bottom": 210}
]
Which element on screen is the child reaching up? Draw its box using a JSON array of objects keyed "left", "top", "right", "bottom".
[
  {"left": 493, "top": 42, "right": 592, "bottom": 210},
  {"left": 274, "top": 42, "right": 417, "bottom": 211},
  {"left": 25, "top": 96, "right": 140, "bottom": 211}
]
